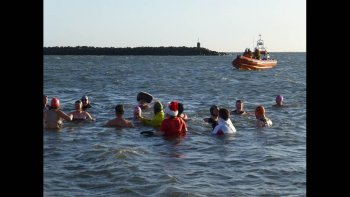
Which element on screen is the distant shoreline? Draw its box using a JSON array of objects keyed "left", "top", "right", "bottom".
[{"left": 44, "top": 46, "right": 228, "bottom": 56}]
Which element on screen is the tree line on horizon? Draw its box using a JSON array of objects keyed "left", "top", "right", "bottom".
[{"left": 43, "top": 46, "right": 227, "bottom": 56}]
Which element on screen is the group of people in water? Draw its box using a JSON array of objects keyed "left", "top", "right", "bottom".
[{"left": 43, "top": 93, "right": 285, "bottom": 137}]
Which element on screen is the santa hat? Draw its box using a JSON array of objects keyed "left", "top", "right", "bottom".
[{"left": 165, "top": 101, "right": 178, "bottom": 117}]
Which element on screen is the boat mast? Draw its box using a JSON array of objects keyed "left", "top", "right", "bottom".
[{"left": 256, "top": 34, "right": 266, "bottom": 52}]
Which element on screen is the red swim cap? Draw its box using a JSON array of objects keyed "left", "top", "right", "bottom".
[
  {"left": 50, "top": 97, "right": 60, "bottom": 108},
  {"left": 255, "top": 105, "right": 265, "bottom": 116}
]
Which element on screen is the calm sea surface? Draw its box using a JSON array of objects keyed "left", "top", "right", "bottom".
[{"left": 44, "top": 53, "right": 306, "bottom": 196}]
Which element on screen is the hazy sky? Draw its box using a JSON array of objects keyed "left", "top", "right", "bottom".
[{"left": 44, "top": 0, "right": 306, "bottom": 52}]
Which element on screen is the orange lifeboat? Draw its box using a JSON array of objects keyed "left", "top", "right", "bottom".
[{"left": 232, "top": 34, "right": 277, "bottom": 70}]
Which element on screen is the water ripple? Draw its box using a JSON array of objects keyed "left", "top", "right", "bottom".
[{"left": 44, "top": 54, "right": 306, "bottom": 196}]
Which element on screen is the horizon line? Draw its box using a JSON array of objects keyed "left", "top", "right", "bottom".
[{"left": 43, "top": 46, "right": 305, "bottom": 53}]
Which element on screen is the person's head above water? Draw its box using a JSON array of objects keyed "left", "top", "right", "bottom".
[
  {"left": 115, "top": 104, "right": 125, "bottom": 116},
  {"left": 165, "top": 101, "right": 179, "bottom": 117},
  {"left": 133, "top": 106, "right": 141, "bottom": 117},
  {"left": 255, "top": 105, "right": 265, "bottom": 118},
  {"left": 81, "top": 95, "right": 90, "bottom": 107},
  {"left": 74, "top": 100, "right": 82, "bottom": 110},
  {"left": 218, "top": 108, "right": 230, "bottom": 121},
  {"left": 235, "top": 100, "right": 244, "bottom": 110},
  {"left": 50, "top": 97, "right": 60, "bottom": 109},
  {"left": 275, "top": 95, "right": 283, "bottom": 106},
  {"left": 153, "top": 101, "right": 163, "bottom": 114},
  {"left": 177, "top": 103, "right": 184, "bottom": 115},
  {"left": 276, "top": 95, "right": 283, "bottom": 102},
  {"left": 210, "top": 105, "right": 219, "bottom": 117},
  {"left": 81, "top": 95, "right": 88, "bottom": 100}
]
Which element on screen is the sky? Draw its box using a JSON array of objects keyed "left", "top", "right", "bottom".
[{"left": 44, "top": 0, "right": 306, "bottom": 52}]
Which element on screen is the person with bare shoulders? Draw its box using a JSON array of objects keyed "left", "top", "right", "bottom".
[
  {"left": 106, "top": 104, "right": 134, "bottom": 128},
  {"left": 255, "top": 105, "right": 272, "bottom": 128},
  {"left": 231, "top": 100, "right": 248, "bottom": 115},
  {"left": 136, "top": 101, "right": 164, "bottom": 128},
  {"left": 203, "top": 105, "right": 219, "bottom": 130},
  {"left": 177, "top": 102, "right": 189, "bottom": 121},
  {"left": 44, "top": 98, "right": 73, "bottom": 129},
  {"left": 68, "top": 100, "right": 95, "bottom": 121},
  {"left": 273, "top": 95, "right": 284, "bottom": 107}
]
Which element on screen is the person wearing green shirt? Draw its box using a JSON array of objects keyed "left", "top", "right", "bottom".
[{"left": 137, "top": 101, "right": 164, "bottom": 127}]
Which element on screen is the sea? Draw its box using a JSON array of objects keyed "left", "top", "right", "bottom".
[{"left": 44, "top": 53, "right": 306, "bottom": 196}]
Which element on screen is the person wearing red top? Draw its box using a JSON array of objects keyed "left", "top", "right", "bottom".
[{"left": 156, "top": 101, "right": 187, "bottom": 137}]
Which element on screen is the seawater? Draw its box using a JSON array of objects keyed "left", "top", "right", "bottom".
[{"left": 44, "top": 53, "right": 306, "bottom": 196}]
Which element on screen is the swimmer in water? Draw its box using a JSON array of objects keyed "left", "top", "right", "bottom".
[
  {"left": 106, "top": 104, "right": 134, "bottom": 128},
  {"left": 203, "top": 105, "right": 219, "bottom": 130},
  {"left": 231, "top": 100, "right": 248, "bottom": 115},
  {"left": 136, "top": 101, "right": 164, "bottom": 128},
  {"left": 212, "top": 108, "right": 236, "bottom": 135},
  {"left": 81, "top": 95, "right": 92, "bottom": 111},
  {"left": 155, "top": 101, "right": 187, "bottom": 137},
  {"left": 177, "top": 102, "right": 189, "bottom": 121},
  {"left": 255, "top": 105, "right": 272, "bottom": 127},
  {"left": 68, "top": 100, "right": 95, "bottom": 121},
  {"left": 44, "top": 97, "right": 73, "bottom": 129},
  {"left": 273, "top": 95, "right": 284, "bottom": 107}
]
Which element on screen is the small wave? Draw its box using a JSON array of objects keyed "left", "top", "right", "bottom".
[{"left": 114, "top": 148, "right": 146, "bottom": 159}]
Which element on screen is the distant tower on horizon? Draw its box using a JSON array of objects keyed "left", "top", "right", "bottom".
[{"left": 197, "top": 38, "right": 200, "bottom": 49}]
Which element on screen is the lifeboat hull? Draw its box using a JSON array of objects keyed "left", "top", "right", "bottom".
[{"left": 232, "top": 55, "right": 277, "bottom": 70}]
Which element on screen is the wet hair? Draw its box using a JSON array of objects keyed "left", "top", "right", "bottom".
[
  {"left": 75, "top": 100, "right": 82, "bottom": 104},
  {"left": 115, "top": 104, "right": 124, "bottom": 115},
  {"left": 218, "top": 108, "right": 230, "bottom": 121},
  {"left": 236, "top": 100, "right": 243, "bottom": 103},
  {"left": 210, "top": 105, "right": 219, "bottom": 116},
  {"left": 178, "top": 103, "right": 184, "bottom": 115},
  {"left": 153, "top": 101, "right": 163, "bottom": 114}
]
